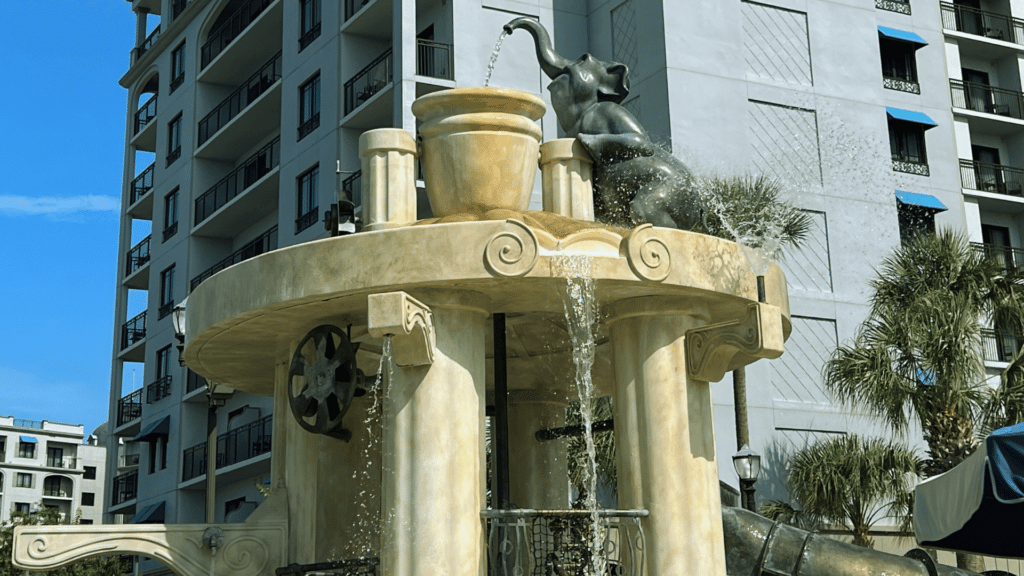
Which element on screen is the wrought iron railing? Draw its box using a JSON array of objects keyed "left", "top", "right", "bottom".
[
  {"left": 172, "top": 0, "right": 190, "bottom": 20},
  {"left": 130, "top": 163, "right": 154, "bottom": 204},
  {"left": 883, "top": 76, "right": 920, "bottom": 94},
  {"left": 299, "top": 22, "right": 321, "bottom": 51},
  {"left": 940, "top": 2, "right": 1024, "bottom": 43},
  {"left": 876, "top": 0, "right": 910, "bottom": 15},
  {"left": 982, "top": 328, "right": 1024, "bottom": 362},
  {"left": 200, "top": 0, "right": 274, "bottom": 68},
  {"left": 958, "top": 159, "right": 1024, "bottom": 197},
  {"left": 146, "top": 375, "right": 173, "bottom": 404},
  {"left": 344, "top": 50, "right": 392, "bottom": 115},
  {"left": 112, "top": 470, "right": 138, "bottom": 505},
  {"left": 298, "top": 112, "right": 320, "bottom": 140},
  {"left": 167, "top": 145, "right": 181, "bottom": 168},
  {"left": 892, "top": 159, "right": 929, "bottom": 176},
  {"left": 194, "top": 136, "right": 280, "bottom": 225},
  {"left": 972, "top": 242, "right": 1024, "bottom": 272},
  {"left": 481, "top": 509, "right": 648, "bottom": 576},
  {"left": 116, "top": 389, "right": 143, "bottom": 427},
  {"left": 950, "top": 79, "right": 1024, "bottom": 119},
  {"left": 134, "top": 95, "right": 157, "bottom": 135},
  {"left": 135, "top": 27, "right": 161, "bottom": 62},
  {"left": 198, "top": 52, "right": 283, "bottom": 146},
  {"left": 182, "top": 414, "right": 273, "bottom": 481},
  {"left": 296, "top": 208, "right": 319, "bottom": 233},
  {"left": 190, "top": 226, "right": 278, "bottom": 290},
  {"left": 186, "top": 369, "right": 208, "bottom": 393},
  {"left": 121, "top": 311, "right": 147, "bottom": 350},
  {"left": 163, "top": 221, "right": 178, "bottom": 242},
  {"left": 276, "top": 558, "right": 379, "bottom": 576},
  {"left": 126, "top": 236, "right": 151, "bottom": 276},
  {"left": 343, "top": 171, "right": 362, "bottom": 207},
  {"left": 417, "top": 39, "right": 454, "bottom": 80}
]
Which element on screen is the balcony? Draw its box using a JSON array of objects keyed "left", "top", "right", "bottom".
[
  {"left": 344, "top": 0, "right": 371, "bottom": 20},
  {"left": 193, "top": 136, "right": 281, "bottom": 228},
  {"left": 134, "top": 27, "right": 161, "bottom": 63},
  {"left": 125, "top": 235, "right": 151, "bottom": 280},
  {"left": 190, "top": 226, "right": 278, "bottom": 291},
  {"left": 111, "top": 470, "right": 139, "bottom": 506},
  {"left": 982, "top": 328, "right": 1024, "bottom": 362},
  {"left": 130, "top": 164, "right": 155, "bottom": 206},
  {"left": 972, "top": 242, "right": 1024, "bottom": 272},
  {"left": 481, "top": 509, "right": 647, "bottom": 576},
  {"left": 941, "top": 2, "right": 1024, "bottom": 44},
  {"left": 201, "top": 0, "right": 275, "bottom": 69},
  {"left": 146, "top": 375, "right": 172, "bottom": 404},
  {"left": 416, "top": 39, "right": 453, "bottom": 80},
  {"left": 951, "top": 79, "right": 1024, "bottom": 121},
  {"left": 959, "top": 159, "right": 1024, "bottom": 198},
  {"left": 198, "top": 52, "right": 282, "bottom": 148},
  {"left": 120, "top": 311, "right": 147, "bottom": 356},
  {"left": 45, "top": 457, "right": 78, "bottom": 469},
  {"left": 343, "top": 170, "right": 362, "bottom": 208},
  {"left": 344, "top": 49, "right": 392, "bottom": 116},
  {"left": 172, "top": 0, "right": 190, "bottom": 20},
  {"left": 116, "top": 389, "right": 143, "bottom": 429},
  {"left": 892, "top": 158, "right": 929, "bottom": 177},
  {"left": 186, "top": 369, "right": 208, "bottom": 395},
  {"left": 883, "top": 75, "right": 920, "bottom": 95},
  {"left": 876, "top": 0, "right": 910, "bottom": 15},
  {"left": 134, "top": 95, "right": 158, "bottom": 136},
  {"left": 182, "top": 414, "right": 273, "bottom": 482}
]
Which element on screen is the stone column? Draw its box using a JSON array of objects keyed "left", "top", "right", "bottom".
[
  {"left": 135, "top": 9, "right": 149, "bottom": 48},
  {"left": 540, "top": 139, "right": 594, "bottom": 221},
  {"left": 381, "top": 290, "right": 489, "bottom": 576},
  {"left": 507, "top": 390, "right": 569, "bottom": 509},
  {"left": 359, "top": 129, "right": 418, "bottom": 231},
  {"left": 606, "top": 298, "right": 726, "bottom": 576}
]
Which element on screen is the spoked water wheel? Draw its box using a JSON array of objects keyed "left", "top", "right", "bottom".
[{"left": 288, "top": 324, "right": 364, "bottom": 442}]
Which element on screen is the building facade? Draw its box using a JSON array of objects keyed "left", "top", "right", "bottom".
[
  {"left": 0, "top": 417, "right": 107, "bottom": 525},
  {"left": 107, "top": 0, "right": 1021, "bottom": 571}
]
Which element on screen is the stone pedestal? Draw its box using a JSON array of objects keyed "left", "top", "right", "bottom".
[
  {"left": 359, "top": 128, "right": 418, "bottom": 231},
  {"left": 607, "top": 298, "right": 727, "bottom": 576},
  {"left": 540, "top": 138, "right": 594, "bottom": 221}
]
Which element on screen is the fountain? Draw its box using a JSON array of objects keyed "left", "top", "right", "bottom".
[{"left": 12, "top": 18, "right": 975, "bottom": 576}]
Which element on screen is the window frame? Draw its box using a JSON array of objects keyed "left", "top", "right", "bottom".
[
  {"left": 167, "top": 113, "right": 183, "bottom": 167},
  {"left": 46, "top": 446, "right": 63, "bottom": 467},
  {"left": 15, "top": 472, "right": 33, "bottom": 488},
  {"left": 298, "top": 72, "right": 322, "bottom": 140},
  {"left": 159, "top": 264, "right": 176, "bottom": 318},
  {"left": 299, "top": 0, "right": 322, "bottom": 51},
  {"left": 163, "top": 187, "right": 179, "bottom": 242},
  {"left": 82, "top": 492, "right": 95, "bottom": 506},
  {"left": 83, "top": 466, "right": 97, "bottom": 480},
  {"left": 18, "top": 441, "right": 35, "bottom": 459},
  {"left": 295, "top": 164, "right": 320, "bottom": 233},
  {"left": 879, "top": 38, "right": 920, "bottom": 93},
  {"left": 888, "top": 119, "right": 928, "bottom": 165},
  {"left": 170, "top": 41, "right": 186, "bottom": 92}
]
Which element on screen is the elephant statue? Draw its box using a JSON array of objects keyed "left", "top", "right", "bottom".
[{"left": 504, "top": 17, "right": 706, "bottom": 231}]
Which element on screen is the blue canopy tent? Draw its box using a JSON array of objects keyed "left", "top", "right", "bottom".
[{"left": 914, "top": 422, "right": 1024, "bottom": 557}]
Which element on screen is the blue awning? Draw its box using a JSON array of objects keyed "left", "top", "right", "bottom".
[
  {"left": 19, "top": 436, "right": 37, "bottom": 443},
  {"left": 887, "top": 106, "right": 938, "bottom": 128},
  {"left": 130, "top": 416, "right": 170, "bottom": 443},
  {"left": 896, "top": 190, "right": 948, "bottom": 211},
  {"left": 878, "top": 25, "right": 928, "bottom": 47},
  {"left": 129, "top": 501, "right": 166, "bottom": 524}
]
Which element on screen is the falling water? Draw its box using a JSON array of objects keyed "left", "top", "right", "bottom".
[
  {"left": 352, "top": 336, "right": 392, "bottom": 558},
  {"left": 555, "top": 254, "right": 606, "bottom": 576},
  {"left": 483, "top": 30, "right": 508, "bottom": 87},
  {"left": 698, "top": 175, "right": 789, "bottom": 276}
]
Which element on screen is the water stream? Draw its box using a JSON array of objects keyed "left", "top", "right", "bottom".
[
  {"left": 554, "top": 254, "right": 606, "bottom": 576},
  {"left": 353, "top": 336, "right": 392, "bottom": 558},
  {"left": 483, "top": 31, "right": 508, "bottom": 87}
]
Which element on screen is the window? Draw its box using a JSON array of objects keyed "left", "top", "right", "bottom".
[
  {"left": 18, "top": 441, "right": 35, "bottom": 459},
  {"left": 163, "top": 188, "right": 179, "bottom": 242},
  {"left": 149, "top": 346, "right": 174, "bottom": 403},
  {"left": 170, "top": 41, "right": 186, "bottom": 92},
  {"left": 0, "top": 438, "right": 6, "bottom": 459},
  {"left": 897, "top": 203, "right": 937, "bottom": 242},
  {"left": 298, "top": 72, "right": 321, "bottom": 140},
  {"left": 148, "top": 437, "right": 168, "bottom": 473},
  {"left": 15, "top": 473, "right": 33, "bottom": 488},
  {"left": 880, "top": 38, "right": 919, "bottom": 94},
  {"left": 167, "top": 113, "right": 182, "bottom": 166},
  {"left": 46, "top": 446, "right": 63, "bottom": 467},
  {"left": 80, "top": 519, "right": 94, "bottom": 524},
  {"left": 299, "top": 0, "right": 322, "bottom": 51},
  {"left": 296, "top": 164, "right": 319, "bottom": 233},
  {"left": 83, "top": 466, "right": 97, "bottom": 480},
  {"left": 159, "top": 265, "right": 175, "bottom": 318},
  {"left": 888, "top": 120, "right": 928, "bottom": 175},
  {"left": 14, "top": 502, "right": 30, "bottom": 514},
  {"left": 43, "top": 476, "right": 64, "bottom": 496}
]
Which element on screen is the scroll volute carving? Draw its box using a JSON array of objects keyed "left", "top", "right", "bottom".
[
  {"left": 367, "top": 291, "right": 436, "bottom": 366},
  {"left": 686, "top": 302, "right": 785, "bottom": 382}
]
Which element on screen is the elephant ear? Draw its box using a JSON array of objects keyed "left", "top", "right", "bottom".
[{"left": 597, "top": 62, "right": 631, "bottom": 104}]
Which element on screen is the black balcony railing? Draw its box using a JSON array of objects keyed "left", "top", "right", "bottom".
[
  {"left": 121, "top": 311, "right": 147, "bottom": 350},
  {"left": 344, "top": 50, "right": 392, "bottom": 115},
  {"left": 200, "top": 0, "right": 274, "bottom": 68},
  {"left": 298, "top": 112, "right": 320, "bottom": 141},
  {"left": 194, "top": 136, "right": 281, "bottom": 225},
  {"left": 982, "top": 328, "right": 1024, "bottom": 362},
  {"left": 187, "top": 369, "right": 208, "bottom": 393},
  {"left": 135, "top": 27, "right": 161, "bottom": 62},
  {"left": 342, "top": 171, "right": 362, "bottom": 207},
  {"left": 172, "top": 0, "right": 190, "bottom": 19},
  {"left": 130, "top": 163, "right": 155, "bottom": 205},
  {"left": 481, "top": 509, "right": 648, "bottom": 576},
  {"left": 158, "top": 301, "right": 174, "bottom": 319},
  {"left": 417, "top": 39, "right": 454, "bottom": 80},
  {"left": 941, "top": 2, "right": 1024, "bottom": 44},
  {"left": 958, "top": 159, "right": 1024, "bottom": 197},
  {"left": 166, "top": 146, "right": 182, "bottom": 168},
  {"left": 296, "top": 208, "right": 319, "bottom": 233},
  {"left": 892, "top": 159, "right": 929, "bottom": 176},
  {"left": 950, "top": 79, "right": 1024, "bottom": 119},
  {"left": 146, "top": 375, "right": 172, "bottom": 404},
  {"left": 344, "top": 0, "right": 371, "bottom": 20},
  {"left": 190, "top": 226, "right": 278, "bottom": 290},
  {"left": 198, "top": 52, "right": 283, "bottom": 146},
  {"left": 126, "top": 236, "right": 151, "bottom": 277},
  {"left": 163, "top": 221, "right": 179, "bottom": 242},
  {"left": 116, "top": 389, "right": 143, "bottom": 428},
  {"left": 182, "top": 414, "right": 273, "bottom": 481},
  {"left": 883, "top": 76, "right": 920, "bottom": 95},
  {"left": 112, "top": 470, "right": 139, "bottom": 506},
  {"left": 876, "top": 0, "right": 910, "bottom": 15},
  {"left": 134, "top": 95, "right": 158, "bottom": 135},
  {"left": 299, "top": 22, "right": 321, "bottom": 51},
  {"left": 972, "top": 242, "right": 1024, "bottom": 272}
]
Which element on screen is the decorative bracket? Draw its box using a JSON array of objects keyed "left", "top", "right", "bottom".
[
  {"left": 686, "top": 302, "right": 785, "bottom": 382},
  {"left": 367, "top": 291, "right": 436, "bottom": 366}
]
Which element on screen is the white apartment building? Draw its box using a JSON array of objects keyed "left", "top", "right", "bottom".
[
  {"left": 0, "top": 416, "right": 107, "bottom": 525},
  {"left": 106, "top": 0, "right": 1023, "bottom": 571}
]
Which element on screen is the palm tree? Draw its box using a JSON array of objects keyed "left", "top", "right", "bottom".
[{"left": 762, "top": 434, "right": 919, "bottom": 548}]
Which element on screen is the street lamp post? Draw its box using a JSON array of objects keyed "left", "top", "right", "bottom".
[
  {"left": 732, "top": 445, "right": 762, "bottom": 513},
  {"left": 171, "top": 299, "right": 188, "bottom": 367}
]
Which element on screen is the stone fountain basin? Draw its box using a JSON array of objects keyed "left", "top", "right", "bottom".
[{"left": 184, "top": 219, "right": 790, "bottom": 397}]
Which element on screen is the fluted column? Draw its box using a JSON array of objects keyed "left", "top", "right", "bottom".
[
  {"left": 540, "top": 138, "right": 594, "bottom": 221},
  {"left": 359, "top": 129, "right": 418, "bottom": 231}
]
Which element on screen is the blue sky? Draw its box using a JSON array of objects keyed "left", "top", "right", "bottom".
[{"left": 0, "top": 3, "right": 136, "bottom": 438}]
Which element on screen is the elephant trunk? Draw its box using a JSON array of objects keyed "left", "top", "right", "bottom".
[{"left": 503, "top": 17, "right": 571, "bottom": 80}]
